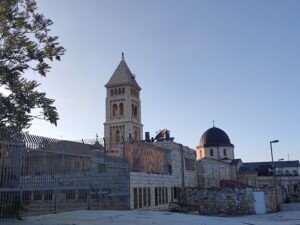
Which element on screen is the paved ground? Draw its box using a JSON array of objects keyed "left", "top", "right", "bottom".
[{"left": 2, "top": 203, "right": 300, "bottom": 225}]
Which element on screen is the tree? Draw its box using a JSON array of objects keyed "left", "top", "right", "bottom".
[{"left": 0, "top": 0, "right": 65, "bottom": 132}]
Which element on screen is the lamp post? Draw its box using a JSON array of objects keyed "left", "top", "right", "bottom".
[
  {"left": 270, "top": 139, "right": 279, "bottom": 210},
  {"left": 270, "top": 140, "right": 279, "bottom": 163}
]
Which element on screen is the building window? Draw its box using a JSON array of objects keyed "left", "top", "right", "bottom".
[
  {"left": 115, "top": 129, "right": 120, "bottom": 143},
  {"left": 162, "top": 187, "right": 165, "bottom": 204},
  {"left": 158, "top": 187, "right": 162, "bottom": 204},
  {"left": 223, "top": 149, "right": 227, "bottom": 156},
  {"left": 147, "top": 187, "right": 151, "bottom": 206},
  {"left": 112, "top": 104, "right": 118, "bottom": 117},
  {"left": 155, "top": 187, "right": 158, "bottom": 206},
  {"left": 210, "top": 149, "right": 214, "bottom": 157},
  {"left": 133, "top": 188, "right": 138, "bottom": 209},
  {"left": 134, "top": 105, "right": 138, "bottom": 117},
  {"left": 111, "top": 89, "right": 114, "bottom": 96},
  {"left": 122, "top": 87, "right": 125, "bottom": 94},
  {"left": 143, "top": 187, "right": 147, "bottom": 207},
  {"left": 118, "top": 88, "right": 121, "bottom": 95},
  {"left": 173, "top": 187, "right": 178, "bottom": 199},
  {"left": 138, "top": 188, "right": 142, "bottom": 208},
  {"left": 119, "top": 103, "right": 124, "bottom": 116},
  {"left": 165, "top": 187, "right": 168, "bottom": 203}
]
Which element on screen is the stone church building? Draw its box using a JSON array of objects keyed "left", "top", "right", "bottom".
[
  {"left": 104, "top": 53, "right": 143, "bottom": 155},
  {"left": 103, "top": 54, "right": 299, "bottom": 210}
]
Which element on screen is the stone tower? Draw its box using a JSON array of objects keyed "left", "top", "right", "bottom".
[{"left": 104, "top": 53, "right": 143, "bottom": 148}]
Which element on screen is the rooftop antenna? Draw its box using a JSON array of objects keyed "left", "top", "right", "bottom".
[
  {"left": 213, "top": 120, "right": 215, "bottom": 127},
  {"left": 122, "top": 52, "right": 124, "bottom": 60},
  {"left": 288, "top": 153, "right": 290, "bottom": 161}
]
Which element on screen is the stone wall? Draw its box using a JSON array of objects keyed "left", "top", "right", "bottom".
[
  {"left": 170, "top": 187, "right": 280, "bottom": 215},
  {"left": 181, "top": 188, "right": 256, "bottom": 215}
]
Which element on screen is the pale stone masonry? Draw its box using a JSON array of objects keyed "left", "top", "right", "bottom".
[
  {"left": 172, "top": 187, "right": 283, "bottom": 215},
  {"left": 127, "top": 141, "right": 197, "bottom": 210},
  {"left": 104, "top": 55, "right": 143, "bottom": 152}
]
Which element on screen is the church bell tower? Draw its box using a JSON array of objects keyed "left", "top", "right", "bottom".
[{"left": 104, "top": 53, "right": 143, "bottom": 149}]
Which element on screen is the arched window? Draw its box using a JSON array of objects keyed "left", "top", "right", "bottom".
[
  {"left": 132, "top": 104, "right": 134, "bottom": 117},
  {"left": 122, "top": 87, "right": 125, "bottom": 94},
  {"left": 118, "top": 88, "right": 121, "bottom": 95},
  {"left": 112, "top": 104, "right": 118, "bottom": 117},
  {"left": 114, "top": 89, "right": 117, "bottom": 95},
  {"left": 111, "top": 89, "right": 113, "bottom": 96},
  {"left": 115, "top": 129, "right": 120, "bottom": 143},
  {"left": 119, "top": 103, "right": 124, "bottom": 116},
  {"left": 134, "top": 105, "right": 138, "bottom": 117}
]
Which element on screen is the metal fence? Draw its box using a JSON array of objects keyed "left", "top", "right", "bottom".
[{"left": 0, "top": 130, "right": 130, "bottom": 219}]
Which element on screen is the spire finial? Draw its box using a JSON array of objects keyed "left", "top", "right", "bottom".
[
  {"left": 122, "top": 52, "right": 124, "bottom": 60},
  {"left": 213, "top": 120, "right": 215, "bottom": 127}
]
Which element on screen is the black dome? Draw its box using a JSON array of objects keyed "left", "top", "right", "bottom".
[{"left": 199, "top": 127, "right": 233, "bottom": 148}]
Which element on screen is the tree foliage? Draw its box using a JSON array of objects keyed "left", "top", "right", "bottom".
[{"left": 0, "top": 0, "right": 65, "bottom": 131}]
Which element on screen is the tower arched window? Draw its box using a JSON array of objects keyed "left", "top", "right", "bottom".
[
  {"left": 111, "top": 89, "right": 114, "bottom": 96},
  {"left": 114, "top": 89, "right": 117, "bottom": 95},
  {"left": 115, "top": 129, "right": 120, "bottom": 143},
  {"left": 134, "top": 105, "right": 138, "bottom": 117},
  {"left": 119, "top": 103, "right": 124, "bottom": 116},
  {"left": 131, "top": 104, "right": 134, "bottom": 117},
  {"left": 223, "top": 148, "right": 227, "bottom": 156},
  {"left": 112, "top": 104, "right": 118, "bottom": 117},
  {"left": 118, "top": 88, "right": 121, "bottom": 95}
]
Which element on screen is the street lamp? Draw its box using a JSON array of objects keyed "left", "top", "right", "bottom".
[
  {"left": 270, "top": 139, "right": 279, "bottom": 210},
  {"left": 270, "top": 140, "right": 279, "bottom": 163}
]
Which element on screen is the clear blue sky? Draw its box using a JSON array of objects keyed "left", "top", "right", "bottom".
[{"left": 28, "top": 0, "right": 300, "bottom": 162}]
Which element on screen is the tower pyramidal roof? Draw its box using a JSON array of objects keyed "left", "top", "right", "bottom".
[{"left": 105, "top": 53, "right": 141, "bottom": 90}]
